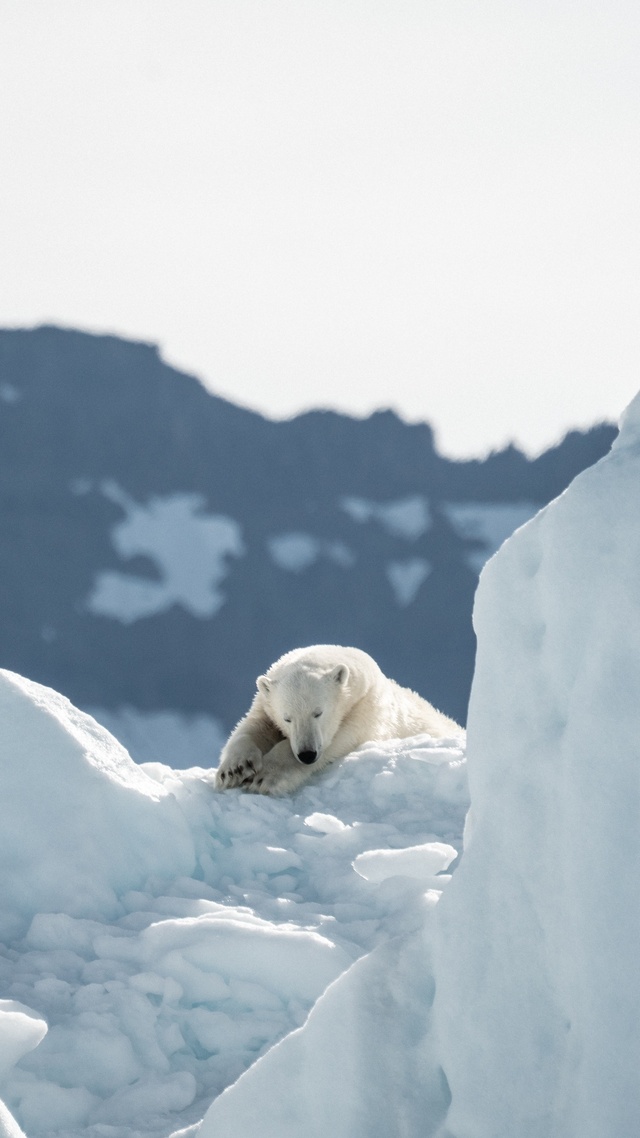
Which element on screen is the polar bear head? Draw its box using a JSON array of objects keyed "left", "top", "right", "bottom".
[{"left": 256, "top": 656, "right": 357, "bottom": 766}]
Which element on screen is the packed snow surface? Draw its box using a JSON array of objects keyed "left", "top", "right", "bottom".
[
  {"left": 0, "top": 670, "right": 467, "bottom": 1137},
  {"left": 434, "top": 393, "right": 640, "bottom": 1138}
]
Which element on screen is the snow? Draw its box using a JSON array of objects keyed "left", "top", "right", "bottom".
[
  {"left": 0, "top": 669, "right": 467, "bottom": 1137},
  {"left": 353, "top": 840, "right": 456, "bottom": 884},
  {"left": 0, "top": 1005, "right": 46, "bottom": 1137},
  {"left": 198, "top": 912, "right": 449, "bottom": 1138},
  {"left": 2, "top": 389, "right": 637, "bottom": 1137},
  {"left": 267, "top": 532, "right": 320, "bottom": 571},
  {"left": 267, "top": 528, "right": 432, "bottom": 604},
  {"left": 86, "top": 482, "right": 244, "bottom": 622},
  {"left": 386, "top": 557, "right": 431, "bottom": 605},
  {"left": 267, "top": 533, "right": 355, "bottom": 572},
  {"left": 0, "top": 671, "right": 195, "bottom": 942},
  {"left": 442, "top": 501, "right": 540, "bottom": 573},
  {"left": 340, "top": 494, "right": 431, "bottom": 539},
  {"left": 84, "top": 708, "right": 226, "bottom": 771},
  {"left": 0, "top": 1101, "right": 27, "bottom": 1138},
  {"left": 433, "top": 392, "right": 640, "bottom": 1138},
  {"left": 0, "top": 1005, "right": 47, "bottom": 1083}
]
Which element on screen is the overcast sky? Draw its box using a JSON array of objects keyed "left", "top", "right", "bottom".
[{"left": 1, "top": 0, "right": 639, "bottom": 457}]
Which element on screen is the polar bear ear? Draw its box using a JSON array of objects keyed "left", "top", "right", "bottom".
[
  {"left": 328, "top": 664, "right": 349, "bottom": 686},
  {"left": 257, "top": 675, "right": 271, "bottom": 697}
]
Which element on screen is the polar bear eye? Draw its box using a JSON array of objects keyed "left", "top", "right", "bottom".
[
  {"left": 284, "top": 717, "right": 292, "bottom": 723},
  {"left": 312, "top": 711, "right": 322, "bottom": 718}
]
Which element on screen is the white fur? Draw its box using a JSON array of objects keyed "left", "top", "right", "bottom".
[{"left": 215, "top": 645, "right": 462, "bottom": 795}]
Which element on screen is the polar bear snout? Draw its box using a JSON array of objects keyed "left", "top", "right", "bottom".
[{"left": 297, "top": 749, "right": 318, "bottom": 765}]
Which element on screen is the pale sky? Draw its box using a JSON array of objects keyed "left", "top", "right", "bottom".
[{"left": 1, "top": 0, "right": 639, "bottom": 457}]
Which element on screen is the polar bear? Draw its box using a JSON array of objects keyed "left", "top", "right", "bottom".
[{"left": 215, "top": 644, "right": 461, "bottom": 796}]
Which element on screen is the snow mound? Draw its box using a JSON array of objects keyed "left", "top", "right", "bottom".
[
  {"left": 0, "top": 671, "right": 196, "bottom": 942},
  {"left": 0, "top": 1100, "right": 27, "bottom": 1138},
  {"left": 353, "top": 840, "right": 456, "bottom": 884},
  {"left": 0, "top": 673, "right": 468, "bottom": 1137},
  {"left": 199, "top": 913, "right": 448, "bottom": 1138},
  {"left": 0, "top": 1002, "right": 46, "bottom": 1138},
  {"left": 434, "top": 391, "right": 640, "bottom": 1138},
  {"left": 0, "top": 1004, "right": 47, "bottom": 1083}
]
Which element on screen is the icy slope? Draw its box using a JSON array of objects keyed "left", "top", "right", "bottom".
[
  {"left": 198, "top": 891, "right": 451, "bottom": 1138},
  {"left": 0, "top": 670, "right": 467, "bottom": 1137},
  {"left": 0, "top": 672, "right": 196, "bottom": 941},
  {"left": 434, "top": 392, "right": 640, "bottom": 1138}
]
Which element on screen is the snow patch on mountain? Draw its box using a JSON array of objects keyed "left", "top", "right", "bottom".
[
  {"left": 442, "top": 501, "right": 540, "bottom": 574},
  {"left": 386, "top": 558, "right": 431, "bottom": 605},
  {"left": 267, "top": 533, "right": 355, "bottom": 573},
  {"left": 340, "top": 495, "right": 431, "bottom": 540},
  {"left": 86, "top": 483, "right": 244, "bottom": 622}
]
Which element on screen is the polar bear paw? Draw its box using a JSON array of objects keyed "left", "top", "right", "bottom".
[
  {"left": 215, "top": 741, "right": 264, "bottom": 790},
  {"left": 244, "top": 740, "right": 313, "bottom": 796},
  {"left": 216, "top": 739, "right": 311, "bottom": 796}
]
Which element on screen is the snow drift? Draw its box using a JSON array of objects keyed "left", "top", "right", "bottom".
[
  {"left": 434, "top": 392, "right": 640, "bottom": 1138},
  {"left": 0, "top": 672, "right": 196, "bottom": 942}
]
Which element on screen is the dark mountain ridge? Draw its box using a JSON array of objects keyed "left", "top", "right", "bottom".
[{"left": 0, "top": 325, "right": 617, "bottom": 740}]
